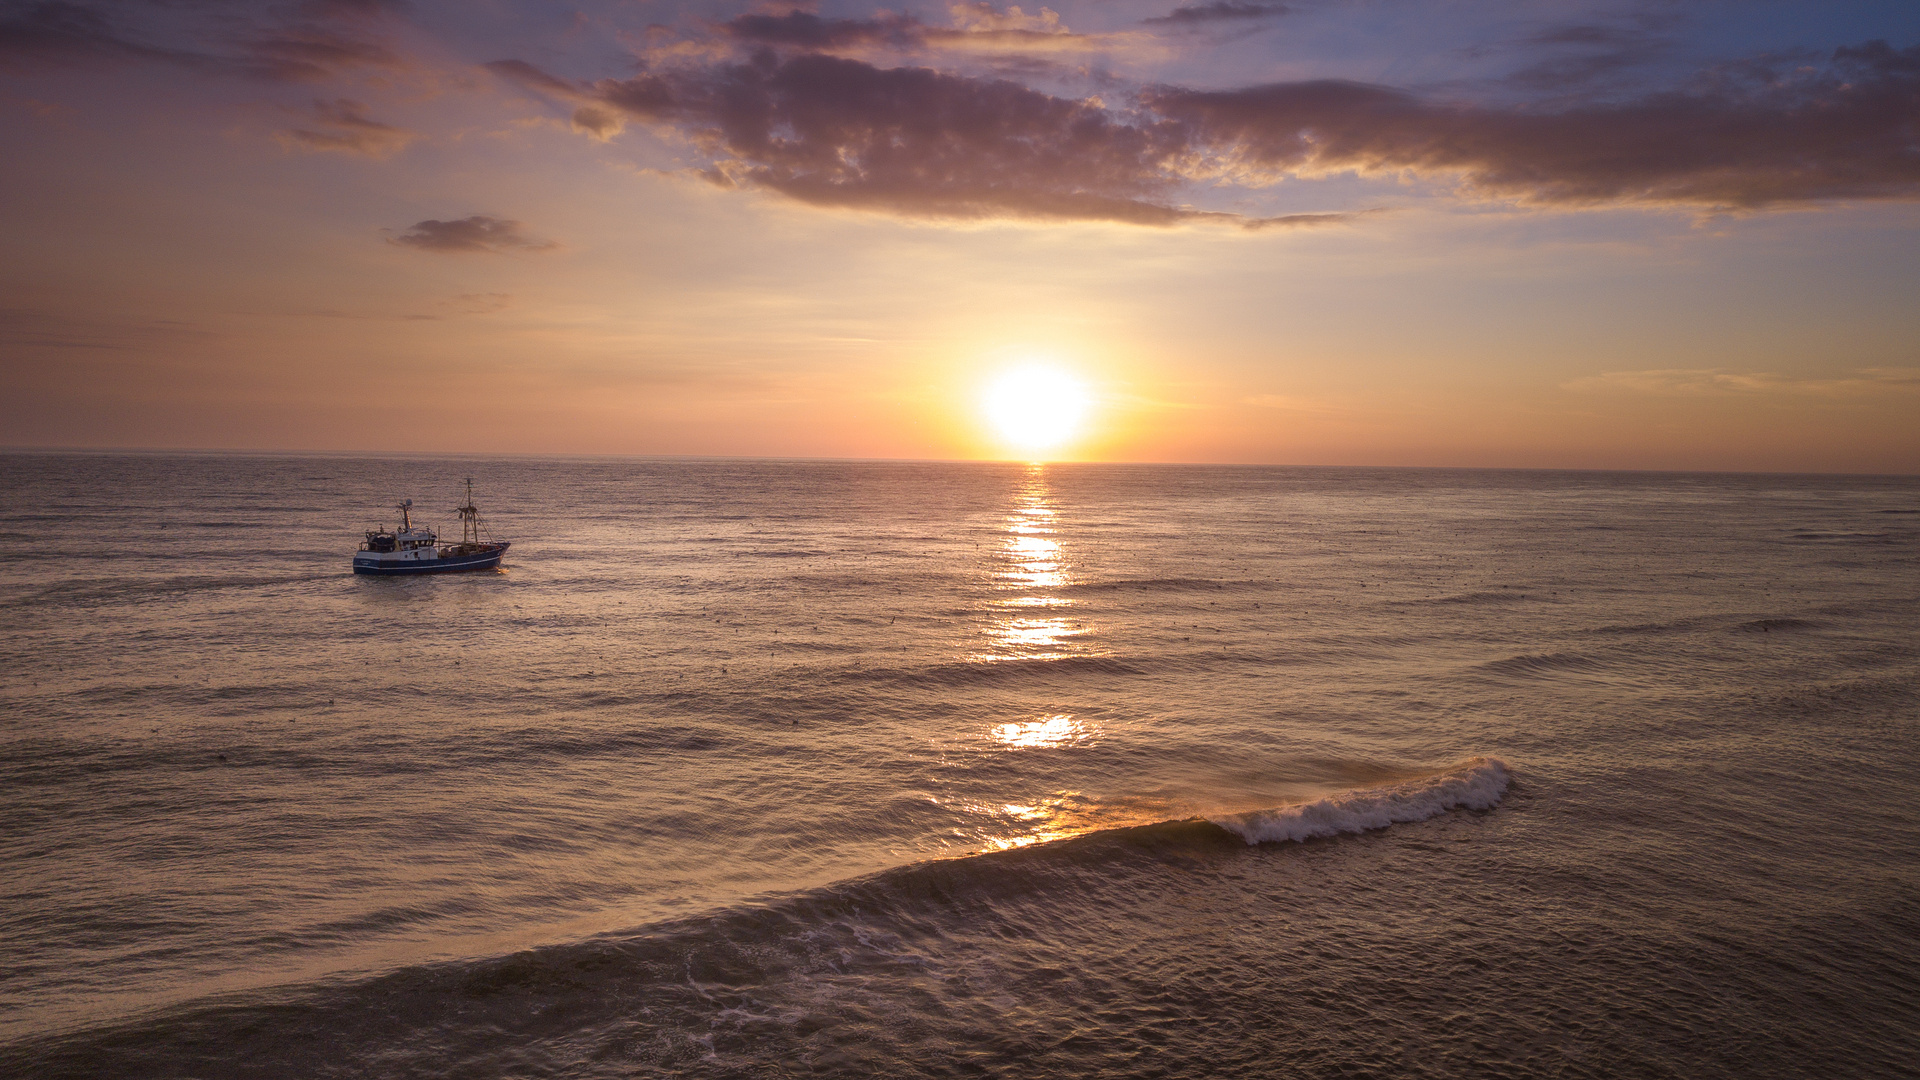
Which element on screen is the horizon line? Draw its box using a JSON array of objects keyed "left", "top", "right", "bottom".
[{"left": 2, "top": 445, "right": 1915, "bottom": 480}]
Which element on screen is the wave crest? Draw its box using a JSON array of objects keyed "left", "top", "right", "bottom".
[{"left": 1210, "top": 757, "right": 1509, "bottom": 845}]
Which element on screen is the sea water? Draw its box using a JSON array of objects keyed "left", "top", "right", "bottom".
[{"left": 1, "top": 453, "right": 1916, "bottom": 1077}]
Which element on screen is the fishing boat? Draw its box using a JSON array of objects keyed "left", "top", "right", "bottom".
[{"left": 352, "top": 479, "right": 510, "bottom": 575}]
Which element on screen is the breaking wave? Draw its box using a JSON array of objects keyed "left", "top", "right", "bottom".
[
  {"left": 3, "top": 756, "right": 1517, "bottom": 1076},
  {"left": 1210, "top": 757, "right": 1509, "bottom": 845}
]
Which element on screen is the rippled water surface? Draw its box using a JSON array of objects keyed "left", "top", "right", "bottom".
[{"left": 2, "top": 454, "right": 1917, "bottom": 1077}]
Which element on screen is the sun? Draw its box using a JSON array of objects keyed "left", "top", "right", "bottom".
[{"left": 982, "top": 366, "right": 1091, "bottom": 457}]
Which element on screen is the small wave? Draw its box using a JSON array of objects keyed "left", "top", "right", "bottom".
[
  {"left": 1590, "top": 617, "right": 1705, "bottom": 636},
  {"left": 846, "top": 655, "right": 1145, "bottom": 687},
  {"left": 1739, "top": 618, "right": 1815, "bottom": 633},
  {"left": 1423, "top": 591, "right": 1528, "bottom": 605},
  {"left": 1788, "top": 531, "right": 1894, "bottom": 542},
  {"left": 1064, "top": 577, "right": 1234, "bottom": 593},
  {"left": 1210, "top": 757, "right": 1509, "bottom": 845},
  {"left": 1477, "top": 652, "right": 1607, "bottom": 678},
  {"left": 3, "top": 571, "right": 339, "bottom": 611}
]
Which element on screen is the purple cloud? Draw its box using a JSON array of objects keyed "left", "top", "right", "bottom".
[
  {"left": 1144, "top": 3, "right": 1290, "bottom": 27},
  {"left": 32, "top": 3, "right": 1910, "bottom": 226},
  {"left": 1149, "top": 40, "right": 1920, "bottom": 208},
  {"left": 492, "top": 37, "right": 1920, "bottom": 224},
  {"left": 489, "top": 53, "right": 1342, "bottom": 227},
  {"left": 389, "top": 216, "right": 556, "bottom": 253}
]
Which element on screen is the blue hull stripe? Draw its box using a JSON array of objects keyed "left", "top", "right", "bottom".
[{"left": 352, "top": 545, "right": 509, "bottom": 576}]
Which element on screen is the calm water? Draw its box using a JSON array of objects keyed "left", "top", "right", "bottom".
[{"left": 2, "top": 453, "right": 1916, "bottom": 1077}]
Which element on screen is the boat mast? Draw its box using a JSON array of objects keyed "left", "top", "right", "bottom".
[
  {"left": 459, "top": 478, "right": 479, "bottom": 545},
  {"left": 398, "top": 498, "right": 412, "bottom": 531}
]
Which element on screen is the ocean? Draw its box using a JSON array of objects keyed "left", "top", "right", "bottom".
[{"left": 2, "top": 453, "right": 1916, "bottom": 1077}]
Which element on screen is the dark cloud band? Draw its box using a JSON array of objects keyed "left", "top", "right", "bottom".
[
  {"left": 1149, "top": 41, "right": 1920, "bottom": 208},
  {"left": 490, "top": 38, "right": 1920, "bottom": 224},
  {"left": 12, "top": 3, "right": 1916, "bottom": 225},
  {"left": 492, "top": 53, "right": 1232, "bottom": 226},
  {"left": 1143, "top": 3, "right": 1290, "bottom": 27}
]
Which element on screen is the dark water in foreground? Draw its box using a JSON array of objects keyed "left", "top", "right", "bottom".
[{"left": 2, "top": 454, "right": 1917, "bottom": 1077}]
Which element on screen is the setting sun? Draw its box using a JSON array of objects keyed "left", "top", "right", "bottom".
[{"left": 981, "top": 368, "right": 1091, "bottom": 457}]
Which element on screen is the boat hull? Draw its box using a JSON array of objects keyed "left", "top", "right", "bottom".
[{"left": 352, "top": 543, "right": 510, "bottom": 576}]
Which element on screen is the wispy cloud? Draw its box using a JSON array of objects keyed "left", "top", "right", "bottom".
[
  {"left": 277, "top": 98, "right": 416, "bottom": 157},
  {"left": 389, "top": 216, "right": 557, "bottom": 254},
  {"left": 1565, "top": 367, "right": 1920, "bottom": 396},
  {"left": 439, "top": 292, "right": 512, "bottom": 315},
  {"left": 0, "top": 0, "right": 407, "bottom": 81},
  {"left": 1457, "top": 18, "right": 1679, "bottom": 94},
  {"left": 0, "top": 305, "right": 213, "bottom": 350},
  {"left": 292, "top": 293, "right": 514, "bottom": 320},
  {"left": 243, "top": 27, "right": 403, "bottom": 83}
]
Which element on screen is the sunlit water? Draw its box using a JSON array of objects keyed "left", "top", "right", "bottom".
[{"left": 2, "top": 454, "right": 1916, "bottom": 1077}]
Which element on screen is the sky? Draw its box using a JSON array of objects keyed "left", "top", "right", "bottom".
[{"left": 1, "top": 0, "right": 1917, "bottom": 471}]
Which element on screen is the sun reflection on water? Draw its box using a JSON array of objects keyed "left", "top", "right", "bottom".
[
  {"left": 976, "top": 465, "right": 1097, "bottom": 661},
  {"left": 954, "top": 467, "right": 1120, "bottom": 853},
  {"left": 991, "top": 714, "right": 1088, "bottom": 749},
  {"left": 980, "top": 795, "right": 1086, "bottom": 850},
  {"left": 1004, "top": 535, "right": 1063, "bottom": 591},
  {"left": 987, "top": 616, "right": 1083, "bottom": 651}
]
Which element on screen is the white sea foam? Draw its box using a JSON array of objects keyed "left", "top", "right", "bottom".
[{"left": 1210, "top": 757, "right": 1510, "bottom": 845}]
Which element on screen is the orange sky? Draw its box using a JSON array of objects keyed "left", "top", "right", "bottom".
[{"left": 2, "top": 1, "right": 1917, "bottom": 472}]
